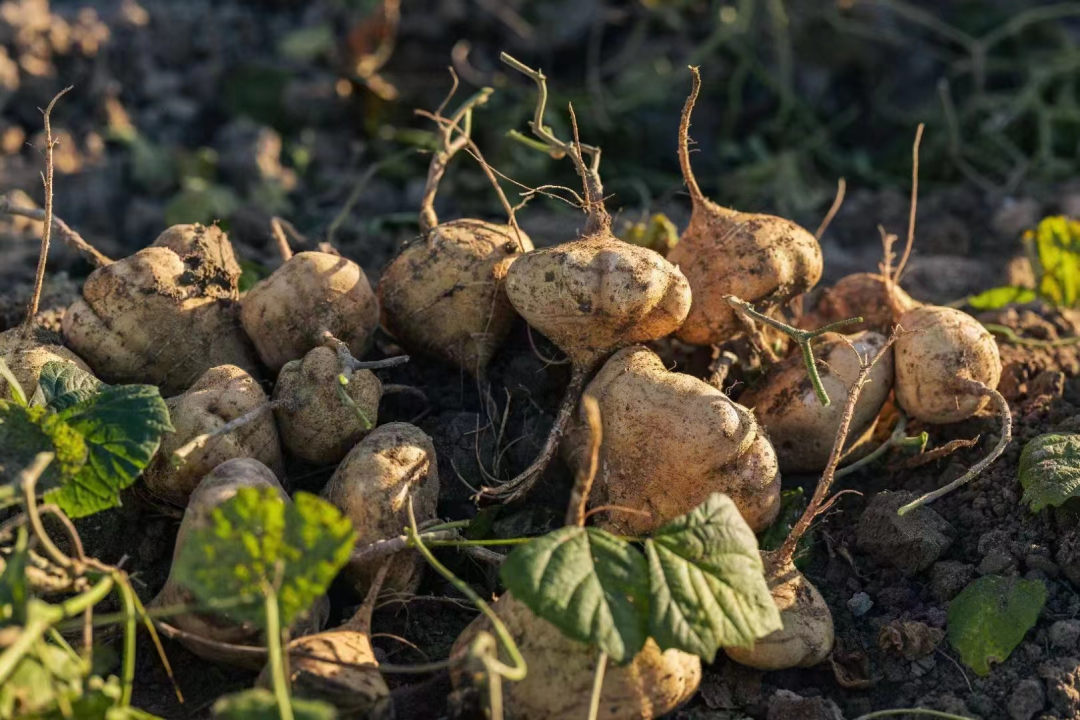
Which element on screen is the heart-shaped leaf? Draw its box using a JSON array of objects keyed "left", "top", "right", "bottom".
[
  {"left": 46, "top": 385, "right": 172, "bottom": 518},
  {"left": 175, "top": 488, "right": 356, "bottom": 628},
  {"left": 948, "top": 575, "right": 1045, "bottom": 676},
  {"left": 645, "top": 493, "right": 781, "bottom": 662},
  {"left": 500, "top": 525, "right": 650, "bottom": 663},
  {"left": 1018, "top": 433, "right": 1080, "bottom": 512},
  {"left": 31, "top": 361, "right": 104, "bottom": 412}
]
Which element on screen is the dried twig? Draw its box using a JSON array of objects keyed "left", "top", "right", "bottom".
[
  {"left": 565, "top": 396, "right": 602, "bottom": 528},
  {"left": 815, "top": 178, "right": 847, "bottom": 240}
]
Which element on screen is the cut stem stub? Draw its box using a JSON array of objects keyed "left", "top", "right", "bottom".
[{"left": 725, "top": 295, "right": 862, "bottom": 406}]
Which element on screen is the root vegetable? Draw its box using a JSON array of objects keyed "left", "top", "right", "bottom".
[
  {"left": 670, "top": 68, "right": 822, "bottom": 346},
  {"left": 272, "top": 346, "right": 381, "bottom": 466},
  {"left": 255, "top": 564, "right": 393, "bottom": 719},
  {"left": 322, "top": 422, "right": 439, "bottom": 595},
  {"left": 62, "top": 224, "right": 258, "bottom": 395},
  {"left": 481, "top": 55, "right": 692, "bottom": 501},
  {"left": 380, "top": 82, "right": 534, "bottom": 375},
  {"left": 894, "top": 306, "right": 1001, "bottom": 424},
  {"left": 800, "top": 272, "right": 919, "bottom": 334},
  {"left": 240, "top": 250, "right": 380, "bottom": 376},
  {"left": 562, "top": 345, "right": 780, "bottom": 535},
  {"left": 142, "top": 365, "right": 284, "bottom": 507},
  {"left": 723, "top": 552, "right": 833, "bottom": 669},
  {"left": 739, "top": 330, "right": 894, "bottom": 473},
  {"left": 450, "top": 593, "right": 701, "bottom": 720},
  {"left": 152, "top": 458, "right": 326, "bottom": 668}
]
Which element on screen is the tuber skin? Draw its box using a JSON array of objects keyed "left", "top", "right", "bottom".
[
  {"left": 322, "top": 422, "right": 440, "bottom": 596},
  {"left": 0, "top": 326, "right": 90, "bottom": 401},
  {"left": 272, "top": 346, "right": 382, "bottom": 466},
  {"left": 482, "top": 54, "right": 691, "bottom": 501},
  {"left": 670, "top": 67, "right": 822, "bottom": 346},
  {"left": 142, "top": 364, "right": 284, "bottom": 508},
  {"left": 240, "top": 251, "right": 380, "bottom": 376},
  {"left": 380, "top": 219, "right": 533, "bottom": 375},
  {"left": 62, "top": 224, "right": 259, "bottom": 396},
  {"left": 740, "top": 330, "right": 894, "bottom": 473},
  {"left": 450, "top": 593, "right": 701, "bottom": 720},
  {"left": 894, "top": 306, "right": 1001, "bottom": 424},
  {"left": 380, "top": 81, "right": 534, "bottom": 376},
  {"left": 151, "top": 458, "right": 326, "bottom": 669},
  {"left": 799, "top": 272, "right": 920, "bottom": 335},
  {"left": 562, "top": 345, "right": 780, "bottom": 535},
  {"left": 255, "top": 565, "right": 393, "bottom": 719},
  {"left": 723, "top": 552, "right": 834, "bottom": 670}
]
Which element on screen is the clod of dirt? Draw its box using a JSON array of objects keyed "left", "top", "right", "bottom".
[
  {"left": 1056, "top": 526, "right": 1080, "bottom": 588},
  {"left": 1048, "top": 620, "right": 1080, "bottom": 652},
  {"left": 739, "top": 330, "right": 893, "bottom": 473},
  {"left": 800, "top": 273, "right": 920, "bottom": 335},
  {"left": 273, "top": 346, "right": 381, "bottom": 465},
  {"left": 62, "top": 224, "right": 258, "bottom": 395},
  {"left": 877, "top": 619, "right": 944, "bottom": 660},
  {"left": 671, "top": 67, "right": 822, "bottom": 346},
  {"left": 449, "top": 593, "right": 701, "bottom": 720},
  {"left": 856, "top": 491, "right": 954, "bottom": 574},
  {"left": 143, "top": 364, "right": 284, "bottom": 507},
  {"left": 765, "top": 689, "right": 845, "bottom": 720},
  {"left": 1008, "top": 678, "right": 1047, "bottom": 720},
  {"left": 240, "top": 251, "right": 380, "bottom": 375},
  {"left": 322, "top": 422, "right": 439, "bottom": 596},
  {"left": 379, "top": 220, "right": 533, "bottom": 375},
  {"left": 928, "top": 560, "right": 975, "bottom": 602},
  {"left": 1038, "top": 657, "right": 1080, "bottom": 716},
  {"left": 0, "top": 324, "right": 90, "bottom": 400},
  {"left": 562, "top": 345, "right": 780, "bottom": 535}
]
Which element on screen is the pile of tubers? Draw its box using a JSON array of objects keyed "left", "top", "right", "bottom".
[{"left": 3, "top": 60, "right": 1021, "bottom": 720}]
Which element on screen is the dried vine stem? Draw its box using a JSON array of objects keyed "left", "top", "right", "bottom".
[
  {"left": 565, "top": 395, "right": 602, "bottom": 528},
  {"left": 417, "top": 71, "right": 494, "bottom": 234},
  {"left": 25, "top": 87, "right": 73, "bottom": 326},
  {"left": 778, "top": 330, "right": 902, "bottom": 565},
  {"left": 500, "top": 53, "right": 610, "bottom": 234},
  {"left": 0, "top": 197, "right": 111, "bottom": 268}
]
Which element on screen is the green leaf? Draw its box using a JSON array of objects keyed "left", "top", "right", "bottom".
[
  {"left": 966, "top": 286, "right": 1037, "bottom": 311},
  {"left": 175, "top": 488, "right": 356, "bottom": 628},
  {"left": 500, "top": 526, "right": 650, "bottom": 663},
  {"left": 45, "top": 385, "right": 172, "bottom": 518},
  {"left": 644, "top": 493, "right": 782, "bottom": 662},
  {"left": 1018, "top": 433, "right": 1080, "bottom": 512},
  {"left": 1028, "top": 216, "right": 1080, "bottom": 307},
  {"left": 211, "top": 688, "right": 337, "bottom": 720},
  {"left": 948, "top": 575, "right": 1046, "bottom": 676},
  {"left": 31, "top": 362, "right": 104, "bottom": 412}
]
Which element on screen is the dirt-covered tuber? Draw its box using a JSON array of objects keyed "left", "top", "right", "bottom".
[
  {"left": 62, "top": 224, "right": 258, "bottom": 395},
  {"left": 0, "top": 326, "right": 89, "bottom": 401},
  {"left": 142, "top": 364, "right": 283, "bottom": 507},
  {"left": 562, "top": 345, "right": 780, "bottom": 535},
  {"left": 322, "top": 422, "right": 440, "bottom": 595},
  {"left": 450, "top": 593, "right": 701, "bottom": 720},
  {"left": 739, "top": 330, "right": 894, "bottom": 473},
  {"left": 272, "top": 346, "right": 381, "bottom": 466},
  {"left": 152, "top": 458, "right": 325, "bottom": 668},
  {"left": 240, "top": 251, "right": 380, "bottom": 375},
  {"left": 670, "top": 67, "right": 822, "bottom": 346},
  {"left": 800, "top": 272, "right": 919, "bottom": 335}
]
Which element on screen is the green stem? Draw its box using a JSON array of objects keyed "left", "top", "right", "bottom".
[
  {"left": 263, "top": 588, "right": 295, "bottom": 720},
  {"left": 0, "top": 574, "right": 115, "bottom": 686},
  {"left": 426, "top": 538, "right": 532, "bottom": 548},
  {"left": 336, "top": 375, "right": 372, "bottom": 429},
  {"left": 116, "top": 575, "right": 137, "bottom": 707},
  {"left": 725, "top": 295, "right": 862, "bottom": 406},
  {"left": 836, "top": 413, "right": 914, "bottom": 479},
  {"left": 406, "top": 498, "right": 527, "bottom": 682},
  {"left": 422, "top": 519, "right": 471, "bottom": 533},
  {"left": 984, "top": 322, "right": 1080, "bottom": 348},
  {"left": 853, "top": 710, "right": 974, "bottom": 720},
  {"left": 587, "top": 651, "right": 607, "bottom": 720}
]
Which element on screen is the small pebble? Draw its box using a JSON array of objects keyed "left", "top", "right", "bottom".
[
  {"left": 1048, "top": 620, "right": 1080, "bottom": 651},
  {"left": 847, "top": 592, "right": 873, "bottom": 617}
]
